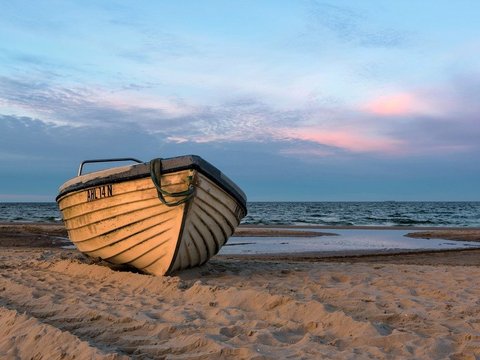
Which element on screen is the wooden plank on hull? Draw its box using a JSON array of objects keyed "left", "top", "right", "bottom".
[
  {"left": 58, "top": 171, "right": 191, "bottom": 210},
  {"left": 64, "top": 197, "right": 162, "bottom": 229},
  {"left": 60, "top": 188, "right": 159, "bottom": 220},
  {"left": 65, "top": 203, "right": 180, "bottom": 242},
  {"left": 70, "top": 205, "right": 182, "bottom": 244},
  {"left": 84, "top": 223, "right": 173, "bottom": 258}
]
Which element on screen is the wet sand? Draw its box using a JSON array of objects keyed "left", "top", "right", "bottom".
[{"left": 1, "top": 223, "right": 480, "bottom": 359}]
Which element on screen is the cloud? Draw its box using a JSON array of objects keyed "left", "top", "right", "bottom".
[
  {"left": 114, "top": 28, "right": 199, "bottom": 63},
  {"left": 0, "top": 77, "right": 283, "bottom": 144},
  {"left": 2, "top": 73, "right": 480, "bottom": 201},
  {"left": 0, "top": 76, "right": 196, "bottom": 128},
  {"left": 0, "top": 115, "right": 161, "bottom": 168},
  {"left": 374, "top": 77, "right": 480, "bottom": 155},
  {"left": 283, "top": 128, "right": 404, "bottom": 153},
  {"left": 362, "top": 93, "right": 424, "bottom": 116},
  {"left": 2, "top": 72, "right": 480, "bottom": 162},
  {"left": 307, "top": 1, "right": 409, "bottom": 48},
  {"left": 385, "top": 113, "right": 480, "bottom": 155},
  {"left": 0, "top": 114, "right": 161, "bottom": 199}
]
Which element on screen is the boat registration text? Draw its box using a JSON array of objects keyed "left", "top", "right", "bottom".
[{"left": 87, "top": 184, "right": 113, "bottom": 202}]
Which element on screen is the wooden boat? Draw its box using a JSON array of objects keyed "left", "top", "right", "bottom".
[{"left": 56, "top": 156, "right": 247, "bottom": 276}]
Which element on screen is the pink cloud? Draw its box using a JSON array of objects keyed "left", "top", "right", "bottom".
[
  {"left": 285, "top": 128, "right": 404, "bottom": 154},
  {"left": 363, "top": 93, "right": 418, "bottom": 116},
  {"left": 279, "top": 147, "right": 334, "bottom": 157}
]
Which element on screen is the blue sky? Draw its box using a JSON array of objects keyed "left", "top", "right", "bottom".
[{"left": 1, "top": 1, "right": 480, "bottom": 201}]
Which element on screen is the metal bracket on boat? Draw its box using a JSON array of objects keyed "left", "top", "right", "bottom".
[
  {"left": 150, "top": 158, "right": 195, "bottom": 207},
  {"left": 77, "top": 158, "right": 143, "bottom": 176}
]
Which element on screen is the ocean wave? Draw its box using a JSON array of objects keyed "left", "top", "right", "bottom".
[{"left": 1, "top": 201, "right": 480, "bottom": 227}]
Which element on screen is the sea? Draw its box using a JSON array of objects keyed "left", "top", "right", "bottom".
[{"left": 1, "top": 201, "right": 479, "bottom": 227}]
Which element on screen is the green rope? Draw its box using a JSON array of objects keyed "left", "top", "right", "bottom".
[{"left": 149, "top": 158, "right": 195, "bottom": 207}]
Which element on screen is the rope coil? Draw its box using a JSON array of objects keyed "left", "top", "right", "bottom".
[{"left": 149, "top": 158, "right": 195, "bottom": 207}]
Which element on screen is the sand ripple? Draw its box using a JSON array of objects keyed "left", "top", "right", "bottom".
[{"left": 1, "top": 249, "right": 480, "bottom": 359}]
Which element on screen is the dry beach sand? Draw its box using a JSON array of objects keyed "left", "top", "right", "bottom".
[{"left": 1, "top": 224, "right": 480, "bottom": 359}]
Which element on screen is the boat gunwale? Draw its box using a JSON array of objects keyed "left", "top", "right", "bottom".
[{"left": 56, "top": 155, "right": 247, "bottom": 214}]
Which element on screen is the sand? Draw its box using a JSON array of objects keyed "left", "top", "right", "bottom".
[
  {"left": 405, "top": 229, "right": 480, "bottom": 242},
  {"left": 1, "top": 224, "right": 480, "bottom": 359}
]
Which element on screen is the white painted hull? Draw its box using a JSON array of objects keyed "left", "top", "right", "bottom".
[{"left": 57, "top": 160, "right": 246, "bottom": 276}]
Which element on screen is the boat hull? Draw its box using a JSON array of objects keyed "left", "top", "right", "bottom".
[{"left": 57, "top": 157, "right": 246, "bottom": 275}]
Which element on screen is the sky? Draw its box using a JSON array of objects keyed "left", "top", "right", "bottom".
[{"left": 1, "top": 0, "right": 480, "bottom": 202}]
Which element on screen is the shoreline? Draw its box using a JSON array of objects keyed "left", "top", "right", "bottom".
[
  {"left": 1, "top": 221, "right": 480, "bottom": 248},
  {"left": 1, "top": 222, "right": 480, "bottom": 265},
  {"left": 3, "top": 220, "right": 480, "bottom": 231},
  {"left": 218, "top": 248, "right": 480, "bottom": 266},
  {"left": 3, "top": 220, "right": 480, "bottom": 230},
  {"left": 241, "top": 224, "right": 480, "bottom": 231}
]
